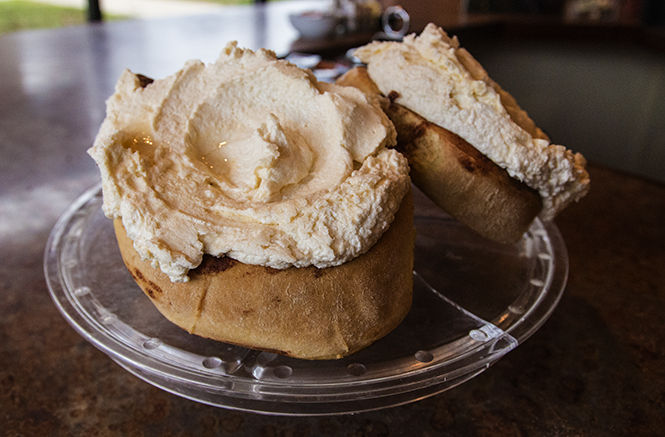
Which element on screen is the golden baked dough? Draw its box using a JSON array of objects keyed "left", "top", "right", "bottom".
[
  {"left": 337, "top": 67, "right": 541, "bottom": 244},
  {"left": 114, "top": 191, "right": 414, "bottom": 360}
]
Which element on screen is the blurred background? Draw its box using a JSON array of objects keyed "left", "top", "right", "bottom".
[
  {"left": 2, "top": 0, "right": 663, "bottom": 32},
  {"left": 1, "top": 0, "right": 663, "bottom": 182}
]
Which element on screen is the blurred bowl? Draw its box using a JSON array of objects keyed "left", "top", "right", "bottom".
[{"left": 289, "top": 11, "right": 339, "bottom": 39}]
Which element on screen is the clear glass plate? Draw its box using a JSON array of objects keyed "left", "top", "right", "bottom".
[{"left": 44, "top": 185, "right": 568, "bottom": 416}]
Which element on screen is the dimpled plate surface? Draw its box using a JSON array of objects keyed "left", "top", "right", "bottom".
[{"left": 45, "top": 185, "right": 568, "bottom": 415}]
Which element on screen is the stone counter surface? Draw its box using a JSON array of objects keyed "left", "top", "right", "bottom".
[
  {"left": 1, "top": 7, "right": 664, "bottom": 435},
  {"left": 3, "top": 167, "right": 664, "bottom": 435}
]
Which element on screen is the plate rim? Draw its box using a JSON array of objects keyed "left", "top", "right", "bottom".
[{"left": 44, "top": 184, "right": 568, "bottom": 415}]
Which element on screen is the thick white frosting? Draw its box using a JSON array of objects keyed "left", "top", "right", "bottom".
[
  {"left": 354, "top": 24, "right": 589, "bottom": 219},
  {"left": 89, "top": 43, "right": 409, "bottom": 282}
]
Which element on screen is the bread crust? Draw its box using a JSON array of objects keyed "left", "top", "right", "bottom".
[
  {"left": 337, "top": 67, "right": 541, "bottom": 244},
  {"left": 114, "top": 190, "right": 414, "bottom": 360}
]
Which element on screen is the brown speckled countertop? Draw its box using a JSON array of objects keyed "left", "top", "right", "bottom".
[
  {"left": 1, "top": 6, "right": 664, "bottom": 435},
  {"left": 4, "top": 165, "right": 663, "bottom": 435}
]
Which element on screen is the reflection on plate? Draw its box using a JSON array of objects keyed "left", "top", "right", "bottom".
[{"left": 45, "top": 185, "right": 567, "bottom": 415}]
